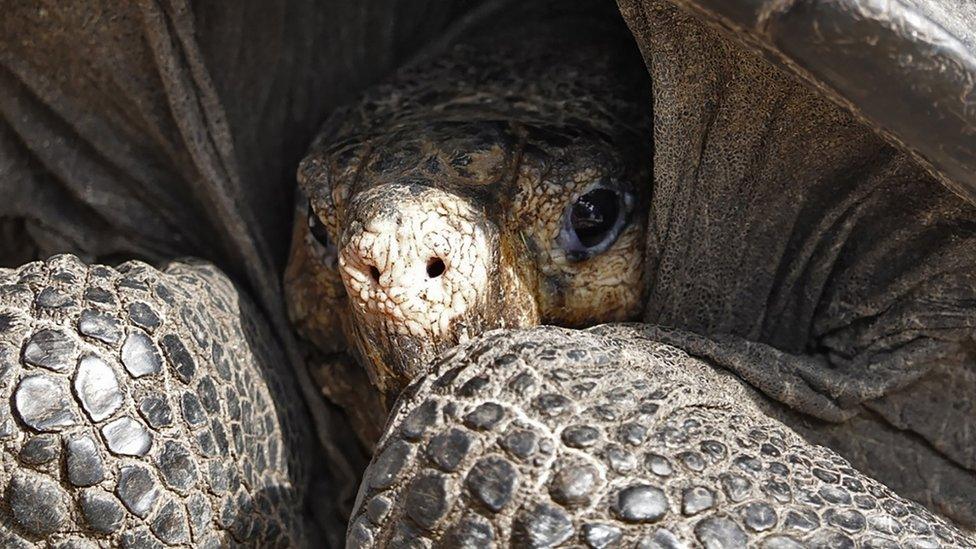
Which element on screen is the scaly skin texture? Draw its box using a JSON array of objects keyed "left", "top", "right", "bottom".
[
  {"left": 284, "top": 2, "right": 652, "bottom": 400},
  {"left": 348, "top": 326, "right": 976, "bottom": 547},
  {"left": 0, "top": 255, "right": 311, "bottom": 547}
]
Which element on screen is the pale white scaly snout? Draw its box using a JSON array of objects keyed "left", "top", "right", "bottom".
[{"left": 338, "top": 184, "right": 490, "bottom": 341}]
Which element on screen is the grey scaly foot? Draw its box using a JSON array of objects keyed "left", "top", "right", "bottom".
[
  {"left": 0, "top": 255, "right": 311, "bottom": 547},
  {"left": 349, "top": 326, "right": 975, "bottom": 548}
]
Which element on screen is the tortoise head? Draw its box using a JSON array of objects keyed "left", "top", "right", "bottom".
[{"left": 285, "top": 44, "right": 650, "bottom": 397}]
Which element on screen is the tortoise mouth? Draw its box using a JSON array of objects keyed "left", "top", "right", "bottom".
[{"left": 346, "top": 314, "right": 483, "bottom": 403}]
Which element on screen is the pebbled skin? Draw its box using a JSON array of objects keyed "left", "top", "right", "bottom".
[
  {"left": 349, "top": 326, "right": 976, "bottom": 547},
  {"left": 0, "top": 255, "right": 311, "bottom": 547}
]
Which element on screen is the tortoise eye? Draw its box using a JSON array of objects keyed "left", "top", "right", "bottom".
[
  {"left": 306, "top": 201, "right": 333, "bottom": 249},
  {"left": 557, "top": 183, "right": 634, "bottom": 261}
]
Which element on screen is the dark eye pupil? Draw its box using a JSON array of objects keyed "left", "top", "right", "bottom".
[
  {"left": 307, "top": 203, "right": 331, "bottom": 247},
  {"left": 571, "top": 189, "right": 620, "bottom": 247}
]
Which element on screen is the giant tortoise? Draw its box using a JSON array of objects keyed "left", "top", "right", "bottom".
[{"left": 0, "top": 0, "right": 975, "bottom": 547}]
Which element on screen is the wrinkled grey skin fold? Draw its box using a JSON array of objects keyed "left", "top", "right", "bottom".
[
  {"left": 663, "top": 0, "right": 976, "bottom": 205},
  {"left": 621, "top": 0, "right": 976, "bottom": 529},
  {"left": 1, "top": 0, "right": 976, "bottom": 546}
]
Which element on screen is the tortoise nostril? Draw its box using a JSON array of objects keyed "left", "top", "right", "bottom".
[
  {"left": 426, "top": 257, "right": 446, "bottom": 279},
  {"left": 369, "top": 265, "right": 381, "bottom": 282}
]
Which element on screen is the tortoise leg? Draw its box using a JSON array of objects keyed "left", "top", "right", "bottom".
[
  {"left": 349, "top": 325, "right": 974, "bottom": 547},
  {"left": 0, "top": 255, "right": 313, "bottom": 547}
]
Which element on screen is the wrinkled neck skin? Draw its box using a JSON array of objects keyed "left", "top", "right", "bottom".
[{"left": 286, "top": 0, "right": 651, "bottom": 403}]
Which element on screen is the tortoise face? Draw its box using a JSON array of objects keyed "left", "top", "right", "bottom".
[
  {"left": 285, "top": 38, "right": 651, "bottom": 397},
  {"left": 286, "top": 114, "right": 648, "bottom": 396}
]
